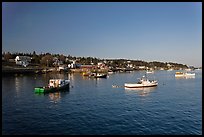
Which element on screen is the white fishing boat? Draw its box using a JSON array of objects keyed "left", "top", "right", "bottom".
[
  {"left": 124, "top": 75, "right": 158, "bottom": 88},
  {"left": 125, "top": 86, "right": 157, "bottom": 96},
  {"left": 146, "top": 70, "right": 154, "bottom": 74},
  {"left": 175, "top": 72, "right": 195, "bottom": 77},
  {"left": 175, "top": 72, "right": 185, "bottom": 77},
  {"left": 89, "top": 73, "right": 108, "bottom": 78},
  {"left": 185, "top": 72, "right": 195, "bottom": 76}
]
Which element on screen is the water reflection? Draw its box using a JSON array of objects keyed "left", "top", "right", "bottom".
[
  {"left": 34, "top": 89, "right": 69, "bottom": 103},
  {"left": 14, "top": 76, "right": 21, "bottom": 95},
  {"left": 124, "top": 86, "right": 157, "bottom": 96},
  {"left": 49, "top": 92, "right": 61, "bottom": 103}
]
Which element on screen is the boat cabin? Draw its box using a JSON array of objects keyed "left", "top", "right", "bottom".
[
  {"left": 175, "top": 72, "right": 184, "bottom": 75},
  {"left": 48, "top": 79, "right": 68, "bottom": 88}
]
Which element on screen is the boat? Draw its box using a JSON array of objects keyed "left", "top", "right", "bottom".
[
  {"left": 108, "top": 70, "right": 114, "bottom": 74},
  {"left": 175, "top": 72, "right": 195, "bottom": 77},
  {"left": 124, "top": 75, "right": 158, "bottom": 88},
  {"left": 146, "top": 70, "right": 154, "bottom": 74},
  {"left": 185, "top": 72, "right": 195, "bottom": 76},
  {"left": 125, "top": 86, "right": 157, "bottom": 96},
  {"left": 82, "top": 71, "right": 92, "bottom": 76},
  {"left": 175, "top": 72, "right": 185, "bottom": 77},
  {"left": 93, "top": 73, "right": 108, "bottom": 78},
  {"left": 34, "top": 79, "right": 70, "bottom": 93}
]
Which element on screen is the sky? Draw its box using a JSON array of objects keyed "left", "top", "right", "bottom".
[{"left": 2, "top": 2, "right": 202, "bottom": 67}]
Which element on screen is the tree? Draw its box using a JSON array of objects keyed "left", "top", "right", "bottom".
[
  {"left": 33, "top": 51, "right": 36, "bottom": 56},
  {"left": 4, "top": 52, "right": 13, "bottom": 61},
  {"left": 59, "top": 54, "right": 65, "bottom": 63},
  {"left": 40, "top": 55, "right": 53, "bottom": 67}
]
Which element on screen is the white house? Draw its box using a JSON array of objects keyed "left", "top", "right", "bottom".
[
  {"left": 15, "top": 56, "right": 32, "bottom": 67},
  {"left": 53, "top": 57, "right": 63, "bottom": 66},
  {"left": 67, "top": 60, "right": 77, "bottom": 68},
  {"left": 139, "top": 66, "right": 146, "bottom": 69}
]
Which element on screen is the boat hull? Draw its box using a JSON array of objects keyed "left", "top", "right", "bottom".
[
  {"left": 185, "top": 74, "right": 195, "bottom": 76},
  {"left": 94, "top": 74, "right": 107, "bottom": 78},
  {"left": 175, "top": 73, "right": 195, "bottom": 77},
  {"left": 34, "top": 83, "right": 70, "bottom": 93},
  {"left": 175, "top": 74, "right": 185, "bottom": 77},
  {"left": 124, "top": 83, "right": 158, "bottom": 88}
]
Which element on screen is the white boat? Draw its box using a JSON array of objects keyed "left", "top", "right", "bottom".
[
  {"left": 124, "top": 75, "right": 158, "bottom": 88},
  {"left": 146, "top": 70, "right": 154, "bottom": 74},
  {"left": 167, "top": 68, "right": 173, "bottom": 71},
  {"left": 89, "top": 73, "right": 108, "bottom": 78},
  {"left": 125, "top": 86, "right": 157, "bottom": 96},
  {"left": 175, "top": 72, "right": 185, "bottom": 77},
  {"left": 185, "top": 72, "right": 195, "bottom": 76},
  {"left": 175, "top": 72, "right": 195, "bottom": 77},
  {"left": 108, "top": 70, "right": 114, "bottom": 74},
  {"left": 95, "top": 73, "right": 108, "bottom": 78}
]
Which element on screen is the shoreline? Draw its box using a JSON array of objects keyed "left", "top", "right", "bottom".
[{"left": 2, "top": 67, "right": 43, "bottom": 74}]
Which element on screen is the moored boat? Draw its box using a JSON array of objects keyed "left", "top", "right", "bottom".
[
  {"left": 88, "top": 73, "right": 108, "bottom": 78},
  {"left": 82, "top": 71, "right": 92, "bottom": 76},
  {"left": 185, "top": 72, "right": 195, "bottom": 76},
  {"left": 175, "top": 72, "right": 195, "bottom": 77},
  {"left": 175, "top": 72, "right": 185, "bottom": 77},
  {"left": 34, "top": 79, "right": 70, "bottom": 93},
  {"left": 146, "top": 70, "right": 154, "bottom": 74},
  {"left": 124, "top": 75, "right": 158, "bottom": 88}
]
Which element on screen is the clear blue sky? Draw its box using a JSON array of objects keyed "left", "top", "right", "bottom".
[{"left": 2, "top": 2, "right": 202, "bottom": 67}]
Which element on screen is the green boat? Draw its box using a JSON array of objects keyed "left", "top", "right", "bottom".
[{"left": 34, "top": 79, "right": 70, "bottom": 93}]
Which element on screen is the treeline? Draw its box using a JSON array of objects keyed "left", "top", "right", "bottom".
[
  {"left": 104, "top": 59, "right": 188, "bottom": 69},
  {"left": 2, "top": 51, "right": 189, "bottom": 69}
]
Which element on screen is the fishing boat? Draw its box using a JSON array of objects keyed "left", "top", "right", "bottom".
[
  {"left": 125, "top": 86, "right": 157, "bottom": 96},
  {"left": 124, "top": 75, "right": 158, "bottom": 88},
  {"left": 88, "top": 72, "right": 108, "bottom": 78},
  {"left": 175, "top": 72, "right": 185, "bottom": 77},
  {"left": 34, "top": 79, "right": 70, "bottom": 93},
  {"left": 175, "top": 72, "right": 195, "bottom": 77},
  {"left": 93, "top": 73, "right": 108, "bottom": 78},
  {"left": 185, "top": 72, "right": 195, "bottom": 76},
  {"left": 146, "top": 70, "right": 154, "bottom": 74},
  {"left": 82, "top": 71, "right": 92, "bottom": 76}
]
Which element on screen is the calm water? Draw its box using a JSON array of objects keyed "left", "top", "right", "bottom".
[{"left": 2, "top": 70, "right": 202, "bottom": 135}]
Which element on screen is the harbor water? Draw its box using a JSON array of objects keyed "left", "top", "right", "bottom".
[{"left": 2, "top": 70, "right": 202, "bottom": 135}]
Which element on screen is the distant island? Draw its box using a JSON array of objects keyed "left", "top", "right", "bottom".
[{"left": 2, "top": 51, "right": 201, "bottom": 74}]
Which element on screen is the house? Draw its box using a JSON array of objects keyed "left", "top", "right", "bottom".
[
  {"left": 15, "top": 56, "right": 32, "bottom": 67},
  {"left": 138, "top": 66, "right": 146, "bottom": 69},
  {"left": 67, "top": 60, "right": 77, "bottom": 69},
  {"left": 97, "top": 62, "right": 107, "bottom": 69},
  {"left": 80, "top": 65, "right": 96, "bottom": 72},
  {"left": 53, "top": 57, "right": 63, "bottom": 66}
]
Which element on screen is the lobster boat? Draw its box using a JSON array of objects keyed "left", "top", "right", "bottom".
[
  {"left": 124, "top": 75, "right": 158, "bottom": 88},
  {"left": 34, "top": 79, "right": 70, "bottom": 93}
]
